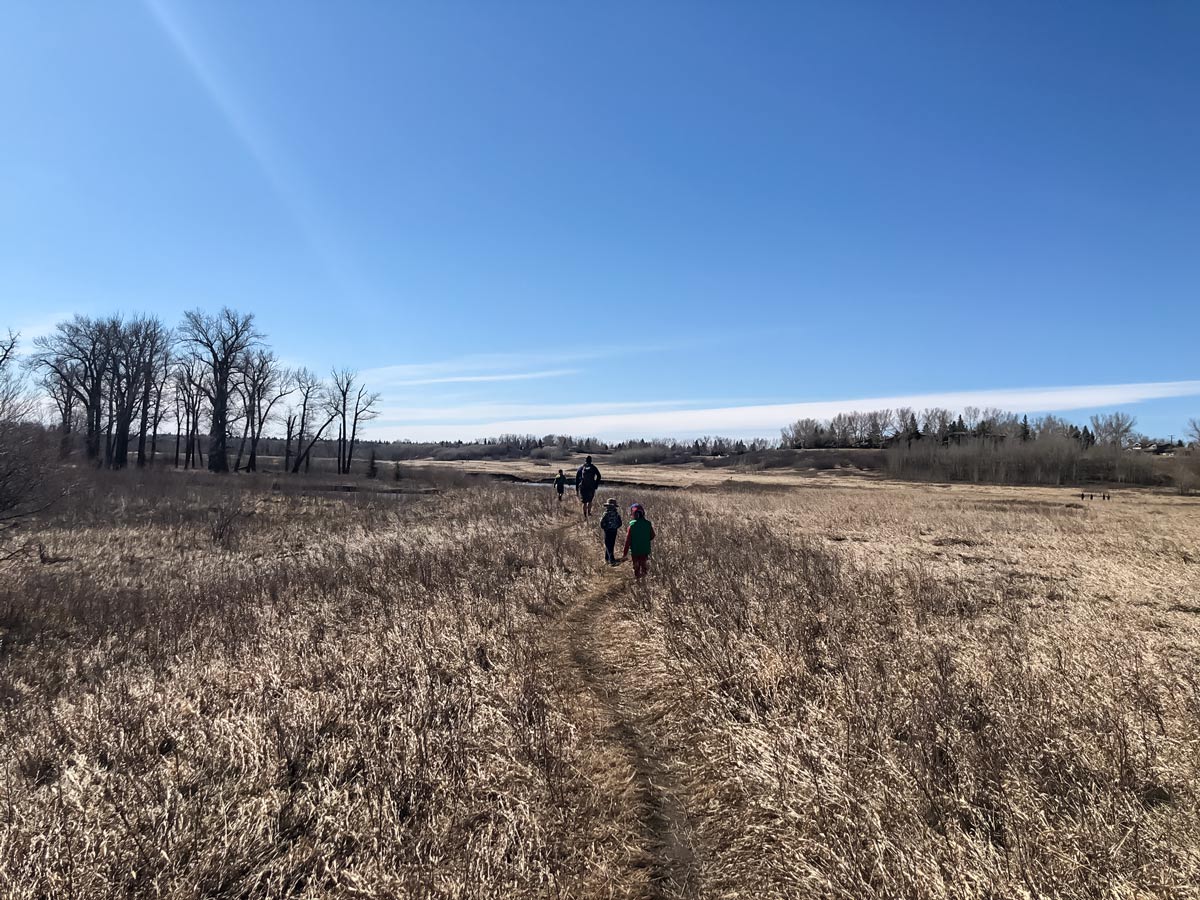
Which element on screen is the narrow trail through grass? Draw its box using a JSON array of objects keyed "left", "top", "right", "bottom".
[{"left": 545, "top": 518, "right": 700, "bottom": 899}]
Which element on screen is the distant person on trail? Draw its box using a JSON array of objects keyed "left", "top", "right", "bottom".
[
  {"left": 554, "top": 469, "right": 567, "bottom": 503},
  {"left": 622, "top": 502, "right": 655, "bottom": 579},
  {"left": 576, "top": 455, "right": 602, "bottom": 518},
  {"left": 600, "top": 498, "right": 623, "bottom": 565}
]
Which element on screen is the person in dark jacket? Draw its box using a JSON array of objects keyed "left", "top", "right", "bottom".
[
  {"left": 599, "top": 498, "right": 623, "bottom": 565},
  {"left": 575, "top": 455, "right": 602, "bottom": 518},
  {"left": 554, "top": 469, "right": 567, "bottom": 503}
]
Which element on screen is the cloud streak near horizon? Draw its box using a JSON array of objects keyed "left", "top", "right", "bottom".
[
  {"left": 358, "top": 343, "right": 681, "bottom": 389},
  {"left": 368, "top": 380, "right": 1200, "bottom": 442},
  {"left": 380, "top": 368, "right": 579, "bottom": 387}
]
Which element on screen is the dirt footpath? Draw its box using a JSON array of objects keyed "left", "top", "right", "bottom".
[{"left": 544, "top": 526, "right": 701, "bottom": 899}]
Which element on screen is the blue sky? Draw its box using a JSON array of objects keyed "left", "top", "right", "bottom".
[{"left": 1, "top": 2, "right": 1197, "bottom": 441}]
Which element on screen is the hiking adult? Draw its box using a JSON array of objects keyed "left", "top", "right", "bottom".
[{"left": 575, "top": 455, "right": 602, "bottom": 518}]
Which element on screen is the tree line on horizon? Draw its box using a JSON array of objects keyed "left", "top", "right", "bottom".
[
  {"left": 772, "top": 406, "right": 1200, "bottom": 490},
  {"left": 358, "top": 405, "right": 1195, "bottom": 462},
  {"left": 334, "top": 406, "right": 1199, "bottom": 492},
  {"left": 2, "top": 312, "right": 1199, "bottom": 489},
  {"left": 1, "top": 309, "right": 379, "bottom": 475},
  {"left": 779, "top": 406, "right": 1192, "bottom": 451}
]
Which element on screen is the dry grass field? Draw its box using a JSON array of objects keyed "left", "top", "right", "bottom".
[{"left": 1, "top": 465, "right": 1198, "bottom": 898}]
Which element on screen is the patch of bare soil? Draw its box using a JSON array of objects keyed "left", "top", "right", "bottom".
[{"left": 546, "top": 560, "right": 700, "bottom": 899}]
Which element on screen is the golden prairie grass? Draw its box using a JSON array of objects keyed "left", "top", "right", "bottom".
[
  {"left": 1, "top": 471, "right": 610, "bottom": 898},
  {"left": 0, "top": 467, "right": 1197, "bottom": 898},
  {"left": 640, "top": 482, "right": 1200, "bottom": 897}
]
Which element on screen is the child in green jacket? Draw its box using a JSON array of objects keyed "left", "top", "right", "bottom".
[{"left": 622, "top": 502, "right": 655, "bottom": 579}]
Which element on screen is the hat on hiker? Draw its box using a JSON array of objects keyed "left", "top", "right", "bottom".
[
  {"left": 630, "top": 502, "right": 643, "bottom": 514},
  {"left": 605, "top": 498, "right": 617, "bottom": 507}
]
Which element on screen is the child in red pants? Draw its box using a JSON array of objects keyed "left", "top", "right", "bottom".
[{"left": 622, "top": 502, "right": 655, "bottom": 579}]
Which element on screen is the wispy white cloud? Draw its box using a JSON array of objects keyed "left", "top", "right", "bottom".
[
  {"left": 374, "top": 399, "right": 707, "bottom": 423},
  {"left": 367, "top": 380, "right": 1200, "bottom": 442},
  {"left": 359, "top": 345, "right": 663, "bottom": 392},
  {"left": 360, "top": 347, "right": 638, "bottom": 389},
  {"left": 383, "top": 368, "right": 579, "bottom": 387},
  {"left": 362, "top": 354, "right": 554, "bottom": 383}
]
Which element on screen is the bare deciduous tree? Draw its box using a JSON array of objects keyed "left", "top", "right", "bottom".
[
  {"left": 179, "top": 309, "right": 261, "bottom": 473},
  {"left": 233, "top": 350, "right": 294, "bottom": 472},
  {"left": 920, "top": 408, "right": 953, "bottom": 440},
  {"left": 37, "top": 359, "right": 80, "bottom": 458},
  {"left": 330, "top": 369, "right": 380, "bottom": 475},
  {"left": 173, "top": 354, "right": 209, "bottom": 470},
  {"left": 135, "top": 320, "right": 173, "bottom": 468},
  {"left": 145, "top": 343, "right": 175, "bottom": 466},
  {"left": 0, "top": 334, "right": 53, "bottom": 549},
  {"left": 30, "top": 316, "right": 114, "bottom": 462},
  {"left": 289, "top": 368, "right": 337, "bottom": 474},
  {"left": 102, "top": 315, "right": 172, "bottom": 470},
  {"left": 1090, "top": 411, "right": 1136, "bottom": 447},
  {"left": 781, "top": 418, "right": 819, "bottom": 449},
  {"left": 0, "top": 332, "right": 35, "bottom": 425}
]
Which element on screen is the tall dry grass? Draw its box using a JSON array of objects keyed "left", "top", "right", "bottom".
[
  {"left": 636, "top": 487, "right": 1200, "bottom": 897},
  {"left": 0, "top": 471, "right": 615, "bottom": 898},
  {"left": 2, "top": 469, "right": 1197, "bottom": 897}
]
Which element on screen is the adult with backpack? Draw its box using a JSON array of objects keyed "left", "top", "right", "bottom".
[{"left": 575, "top": 455, "right": 602, "bottom": 518}]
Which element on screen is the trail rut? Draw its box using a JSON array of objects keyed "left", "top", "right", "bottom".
[{"left": 548, "top": 559, "right": 699, "bottom": 899}]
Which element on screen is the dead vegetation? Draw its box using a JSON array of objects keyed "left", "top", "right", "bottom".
[
  {"left": 1, "top": 467, "right": 1198, "bottom": 897},
  {"left": 0, "top": 471, "right": 602, "bottom": 898},
  {"left": 646, "top": 486, "right": 1200, "bottom": 897}
]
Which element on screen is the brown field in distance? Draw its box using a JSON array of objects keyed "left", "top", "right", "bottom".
[{"left": 1, "top": 464, "right": 1198, "bottom": 898}]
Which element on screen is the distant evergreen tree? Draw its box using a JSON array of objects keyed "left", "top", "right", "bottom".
[
  {"left": 367, "top": 448, "right": 378, "bottom": 478},
  {"left": 1020, "top": 415, "right": 1031, "bottom": 442}
]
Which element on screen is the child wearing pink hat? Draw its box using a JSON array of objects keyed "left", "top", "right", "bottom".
[{"left": 622, "top": 502, "right": 655, "bottom": 579}]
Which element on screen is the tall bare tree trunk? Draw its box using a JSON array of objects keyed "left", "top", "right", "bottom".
[
  {"left": 136, "top": 362, "right": 153, "bottom": 467},
  {"left": 208, "top": 384, "right": 229, "bottom": 473},
  {"left": 234, "top": 412, "right": 251, "bottom": 472},
  {"left": 284, "top": 416, "right": 295, "bottom": 472},
  {"left": 346, "top": 419, "right": 359, "bottom": 475},
  {"left": 104, "top": 385, "right": 115, "bottom": 469}
]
